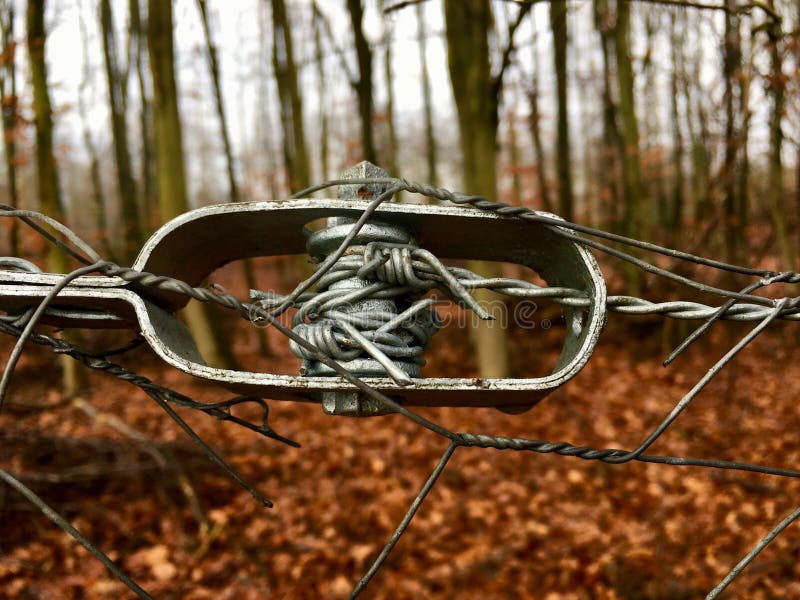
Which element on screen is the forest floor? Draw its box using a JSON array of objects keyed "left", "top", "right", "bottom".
[{"left": 1, "top": 254, "right": 799, "bottom": 599}]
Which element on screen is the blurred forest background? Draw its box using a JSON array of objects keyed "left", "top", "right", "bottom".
[
  {"left": 2, "top": 0, "right": 800, "bottom": 598},
  {"left": 3, "top": 0, "right": 800, "bottom": 274}
]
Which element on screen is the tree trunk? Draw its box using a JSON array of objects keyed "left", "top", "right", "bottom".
[
  {"left": 129, "top": 0, "right": 155, "bottom": 233},
  {"left": 196, "top": 0, "right": 239, "bottom": 202},
  {"left": 258, "top": 0, "right": 279, "bottom": 198},
  {"left": 668, "top": 11, "right": 685, "bottom": 234},
  {"left": 594, "top": 0, "right": 622, "bottom": 228},
  {"left": 686, "top": 14, "right": 711, "bottom": 223},
  {"left": 722, "top": 0, "right": 742, "bottom": 262},
  {"left": 197, "top": 0, "right": 269, "bottom": 356},
  {"left": 642, "top": 10, "right": 667, "bottom": 230},
  {"left": 312, "top": 2, "right": 329, "bottom": 180},
  {"left": 196, "top": 0, "right": 268, "bottom": 353},
  {"left": 27, "top": 0, "right": 87, "bottom": 395},
  {"left": 528, "top": 30, "right": 551, "bottom": 214},
  {"left": 346, "top": 0, "right": 376, "bottom": 164},
  {"left": 795, "top": 0, "right": 800, "bottom": 266},
  {"left": 417, "top": 2, "right": 437, "bottom": 187},
  {"left": 764, "top": 1, "right": 793, "bottom": 269},
  {"left": 147, "top": 0, "right": 235, "bottom": 369},
  {"left": 0, "top": 3, "right": 18, "bottom": 256},
  {"left": 613, "top": 0, "right": 645, "bottom": 291},
  {"left": 550, "top": 0, "right": 573, "bottom": 221},
  {"left": 614, "top": 0, "right": 644, "bottom": 237},
  {"left": 271, "top": 0, "right": 310, "bottom": 192},
  {"left": 77, "top": 6, "right": 110, "bottom": 258},
  {"left": 508, "top": 104, "right": 522, "bottom": 204},
  {"left": 444, "top": 0, "right": 509, "bottom": 379},
  {"left": 379, "top": 0, "right": 399, "bottom": 178},
  {"left": 100, "top": 0, "right": 141, "bottom": 263}
]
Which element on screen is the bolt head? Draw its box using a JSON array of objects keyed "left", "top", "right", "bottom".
[{"left": 338, "top": 161, "right": 392, "bottom": 201}]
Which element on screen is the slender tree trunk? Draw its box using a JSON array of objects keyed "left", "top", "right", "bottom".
[
  {"left": 417, "top": 2, "right": 437, "bottom": 186},
  {"left": 795, "top": 0, "right": 800, "bottom": 265},
  {"left": 528, "top": 88, "right": 551, "bottom": 213},
  {"left": 577, "top": 67, "right": 596, "bottom": 225},
  {"left": 129, "top": 0, "right": 155, "bottom": 233},
  {"left": 764, "top": 1, "right": 792, "bottom": 269},
  {"left": 614, "top": 1, "right": 644, "bottom": 238},
  {"left": 148, "top": 0, "right": 234, "bottom": 369},
  {"left": 508, "top": 104, "right": 522, "bottom": 204},
  {"left": 271, "top": 0, "right": 310, "bottom": 192},
  {"left": 0, "top": 3, "right": 18, "bottom": 256},
  {"left": 347, "top": 0, "right": 376, "bottom": 164},
  {"left": 550, "top": 0, "right": 573, "bottom": 221},
  {"left": 27, "top": 0, "right": 87, "bottom": 394},
  {"left": 197, "top": 0, "right": 269, "bottom": 355},
  {"left": 686, "top": 15, "right": 710, "bottom": 222},
  {"left": 528, "top": 29, "right": 551, "bottom": 213},
  {"left": 594, "top": 0, "right": 622, "bottom": 228},
  {"left": 736, "top": 36, "right": 752, "bottom": 231},
  {"left": 196, "top": 0, "right": 239, "bottom": 202},
  {"left": 444, "top": 0, "right": 509, "bottom": 379},
  {"left": 100, "top": 0, "right": 141, "bottom": 263},
  {"left": 642, "top": 10, "right": 667, "bottom": 229},
  {"left": 312, "top": 2, "right": 329, "bottom": 180},
  {"left": 610, "top": 0, "right": 646, "bottom": 291},
  {"left": 668, "top": 11, "right": 685, "bottom": 234},
  {"left": 77, "top": 7, "right": 110, "bottom": 258},
  {"left": 258, "top": 1, "right": 279, "bottom": 198},
  {"left": 722, "top": 0, "right": 742, "bottom": 262},
  {"left": 27, "top": 0, "right": 60, "bottom": 228},
  {"left": 378, "top": 0, "right": 399, "bottom": 177}
]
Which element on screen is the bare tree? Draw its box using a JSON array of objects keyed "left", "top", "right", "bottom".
[
  {"left": 443, "top": 0, "right": 529, "bottom": 379},
  {"left": 196, "top": 0, "right": 269, "bottom": 355},
  {"left": 417, "top": 1, "right": 437, "bottom": 186},
  {"left": 527, "top": 23, "right": 552, "bottom": 213},
  {"left": 763, "top": 0, "right": 793, "bottom": 268},
  {"left": 196, "top": 0, "right": 239, "bottom": 203},
  {"left": 0, "top": 0, "right": 18, "bottom": 256},
  {"left": 594, "top": 0, "right": 622, "bottom": 227},
  {"left": 668, "top": 10, "right": 685, "bottom": 233},
  {"left": 128, "top": 0, "right": 155, "bottom": 233},
  {"left": 148, "top": 0, "right": 234, "bottom": 369},
  {"left": 100, "top": 0, "right": 141, "bottom": 263},
  {"left": 347, "top": 0, "right": 377, "bottom": 163},
  {"left": 271, "top": 0, "right": 310, "bottom": 192},
  {"left": 312, "top": 1, "right": 329, "bottom": 180},
  {"left": 27, "top": 0, "right": 87, "bottom": 394},
  {"left": 375, "top": 0, "right": 398, "bottom": 177},
  {"left": 77, "top": 5, "right": 110, "bottom": 258},
  {"left": 550, "top": 0, "right": 573, "bottom": 220},
  {"left": 722, "top": 0, "right": 743, "bottom": 261}
]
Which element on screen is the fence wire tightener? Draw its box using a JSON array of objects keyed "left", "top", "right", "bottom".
[{"left": 0, "top": 172, "right": 798, "bottom": 599}]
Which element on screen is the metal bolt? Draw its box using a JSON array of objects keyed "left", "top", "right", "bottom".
[{"left": 303, "top": 162, "right": 419, "bottom": 416}]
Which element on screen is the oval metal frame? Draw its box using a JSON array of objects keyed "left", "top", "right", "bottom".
[{"left": 0, "top": 200, "right": 606, "bottom": 409}]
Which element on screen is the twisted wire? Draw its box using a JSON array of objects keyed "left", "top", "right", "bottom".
[{"left": 259, "top": 242, "right": 800, "bottom": 323}]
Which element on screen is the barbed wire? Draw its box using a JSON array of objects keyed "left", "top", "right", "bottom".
[{"left": 0, "top": 176, "right": 798, "bottom": 598}]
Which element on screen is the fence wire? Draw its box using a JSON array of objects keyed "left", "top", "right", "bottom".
[{"left": 0, "top": 178, "right": 799, "bottom": 598}]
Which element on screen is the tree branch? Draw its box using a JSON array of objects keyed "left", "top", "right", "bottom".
[
  {"left": 384, "top": 0, "right": 781, "bottom": 22},
  {"left": 493, "top": 3, "right": 532, "bottom": 97},
  {"left": 384, "top": 0, "right": 430, "bottom": 14},
  {"left": 312, "top": 1, "right": 357, "bottom": 87}
]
